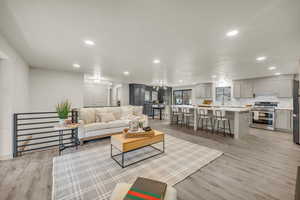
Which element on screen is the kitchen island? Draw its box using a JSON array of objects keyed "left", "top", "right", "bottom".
[{"left": 171, "top": 105, "right": 251, "bottom": 139}]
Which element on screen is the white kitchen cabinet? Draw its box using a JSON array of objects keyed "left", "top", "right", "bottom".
[
  {"left": 254, "top": 78, "right": 276, "bottom": 96},
  {"left": 241, "top": 80, "right": 254, "bottom": 98},
  {"left": 205, "top": 86, "right": 212, "bottom": 98},
  {"left": 275, "top": 109, "right": 292, "bottom": 131},
  {"left": 195, "top": 84, "right": 212, "bottom": 98},
  {"left": 253, "top": 75, "right": 293, "bottom": 98},
  {"left": 277, "top": 79, "right": 293, "bottom": 98},
  {"left": 233, "top": 81, "right": 241, "bottom": 98},
  {"left": 233, "top": 80, "right": 253, "bottom": 98}
]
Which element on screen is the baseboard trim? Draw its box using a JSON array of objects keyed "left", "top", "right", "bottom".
[{"left": 0, "top": 153, "right": 13, "bottom": 160}]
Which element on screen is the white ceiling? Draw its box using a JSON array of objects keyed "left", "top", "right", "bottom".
[{"left": 0, "top": 0, "right": 299, "bottom": 86}]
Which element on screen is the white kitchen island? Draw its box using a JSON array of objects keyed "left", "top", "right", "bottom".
[
  {"left": 194, "top": 107, "right": 250, "bottom": 139},
  {"left": 171, "top": 105, "right": 251, "bottom": 139}
]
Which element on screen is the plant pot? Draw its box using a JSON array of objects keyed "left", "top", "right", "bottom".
[{"left": 58, "top": 119, "right": 65, "bottom": 126}]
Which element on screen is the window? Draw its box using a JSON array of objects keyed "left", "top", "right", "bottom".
[
  {"left": 173, "top": 89, "right": 192, "bottom": 105},
  {"left": 216, "top": 87, "right": 231, "bottom": 104}
]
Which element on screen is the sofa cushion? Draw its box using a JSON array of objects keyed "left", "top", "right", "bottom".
[
  {"left": 95, "top": 108, "right": 107, "bottom": 122},
  {"left": 108, "top": 107, "right": 122, "bottom": 120},
  {"left": 85, "top": 120, "right": 130, "bottom": 132},
  {"left": 121, "top": 106, "right": 134, "bottom": 118},
  {"left": 79, "top": 108, "right": 96, "bottom": 124},
  {"left": 97, "top": 112, "right": 116, "bottom": 122},
  {"left": 132, "top": 106, "right": 143, "bottom": 116}
]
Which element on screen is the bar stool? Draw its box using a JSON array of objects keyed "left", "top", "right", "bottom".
[
  {"left": 171, "top": 106, "right": 183, "bottom": 126},
  {"left": 212, "top": 109, "right": 232, "bottom": 137},
  {"left": 182, "top": 107, "right": 193, "bottom": 128},
  {"left": 197, "top": 108, "right": 213, "bottom": 132}
]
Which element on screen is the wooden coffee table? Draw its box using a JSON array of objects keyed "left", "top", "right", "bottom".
[{"left": 110, "top": 130, "right": 165, "bottom": 168}]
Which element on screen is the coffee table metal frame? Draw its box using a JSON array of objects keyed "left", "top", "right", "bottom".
[{"left": 110, "top": 137, "right": 165, "bottom": 168}]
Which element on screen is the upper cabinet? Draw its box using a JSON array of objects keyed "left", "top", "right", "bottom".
[
  {"left": 253, "top": 75, "right": 293, "bottom": 98},
  {"left": 195, "top": 84, "right": 212, "bottom": 98},
  {"left": 275, "top": 78, "right": 293, "bottom": 98},
  {"left": 234, "top": 75, "right": 294, "bottom": 98},
  {"left": 233, "top": 80, "right": 254, "bottom": 98},
  {"left": 233, "top": 81, "right": 241, "bottom": 98}
]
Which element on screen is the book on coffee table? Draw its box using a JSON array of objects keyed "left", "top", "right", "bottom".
[{"left": 124, "top": 177, "right": 167, "bottom": 200}]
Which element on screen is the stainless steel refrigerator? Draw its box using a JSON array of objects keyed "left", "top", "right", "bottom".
[{"left": 293, "top": 80, "right": 300, "bottom": 144}]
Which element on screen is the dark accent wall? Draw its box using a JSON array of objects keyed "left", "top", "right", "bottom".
[{"left": 129, "top": 84, "right": 172, "bottom": 116}]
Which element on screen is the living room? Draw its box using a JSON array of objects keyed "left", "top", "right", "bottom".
[{"left": 1, "top": 0, "right": 300, "bottom": 200}]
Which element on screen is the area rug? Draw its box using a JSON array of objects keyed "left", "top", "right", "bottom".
[{"left": 52, "top": 134, "right": 223, "bottom": 200}]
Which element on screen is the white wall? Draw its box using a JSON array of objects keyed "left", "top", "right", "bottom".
[
  {"left": 29, "top": 68, "right": 84, "bottom": 111},
  {"left": 121, "top": 83, "right": 129, "bottom": 106},
  {"left": 83, "top": 82, "right": 110, "bottom": 107},
  {"left": 111, "top": 83, "right": 129, "bottom": 106},
  {"left": 0, "top": 33, "right": 29, "bottom": 160},
  {"left": 29, "top": 68, "right": 130, "bottom": 110}
]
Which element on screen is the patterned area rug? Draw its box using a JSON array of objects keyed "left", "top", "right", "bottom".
[{"left": 52, "top": 135, "right": 223, "bottom": 200}]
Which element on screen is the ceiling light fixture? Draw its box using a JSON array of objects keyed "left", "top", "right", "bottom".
[
  {"left": 153, "top": 59, "right": 160, "bottom": 64},
  {"left": 73, "top": 63, "right": 80, "bottom": 68},
  {"left": 123, "top": 71, "right": 130, "bottom": 75},
  {"left": 212, "top": 75, "right": 217, "bottom": 78},
  {"left": 226, "top": 29, "right": 239, "bottom": 37},
  {"left": 84, "top": 40, "right": 95, "bottom": 46},
  {"left": 268, "top": 66, "right": 276, "bottom": 70},
  {"left": 275, "top": 72, "right": 281, "bottom": 76},
  {"left": 152, "top": 80, "right": 168, "bottom": 91},
  {"left": 179, "top": 80, "right": 183, "bottom": 83},
  {"left": 256, "top": 56, "right": 267, "bottom": 61}
]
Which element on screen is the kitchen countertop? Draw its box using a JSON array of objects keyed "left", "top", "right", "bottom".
[
  {"left": 202, "top": 107, "right": 250, "bottom": 112},
  {"left": 175, "top": 104, "right": 293, "bottom": 111},
  {"left": 174, "top": 105, "right": 250, "bottom": 112},
  {"left": 275, "top": 107, "right": 293, "bottom": 111}
]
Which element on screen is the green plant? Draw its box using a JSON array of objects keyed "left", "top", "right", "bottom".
[{"left": 56, "top": 100, "right": 71, "bottom": 119}]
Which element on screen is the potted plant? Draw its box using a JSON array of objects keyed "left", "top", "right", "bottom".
[{"left": 56, "top": 100, "right": 71, "bottom": 126}]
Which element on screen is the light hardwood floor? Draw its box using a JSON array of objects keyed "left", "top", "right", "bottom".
[{"left": 0, "top": 120, "right": 299, "bottom": 200}]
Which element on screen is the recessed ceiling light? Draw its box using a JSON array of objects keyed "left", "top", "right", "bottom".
[
  {"left": 153, "top": 59, "right": 160, "bottom": 64},
  {"left": 123, "top": 71, "right": 129, "bottom": 75},
  {"left": 256, "top": 56, "right": 267, "bottom": 61},
  {"left": 212, "top": 75, "right": 217, "bottom": 78},
  {"left": 226, "top": 30, "right": 239, "bottom": 37},
  {"left": 179, "top": 80, "right": 183, "bottom": 83},
  {"left": 275, "top": 72, "right": 281, "bottom": 76},
  {"left": 84, "top": 40, "right": 95, "bottom": 46},
  {"left": 268, "top": 66, "right": 276, "bottom": 70},
  {"left": 73, "top": 63, "right": 80, "bottom": 68}
]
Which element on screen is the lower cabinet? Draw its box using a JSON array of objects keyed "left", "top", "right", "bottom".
[{"left": 275, "top": 109, "right": 292, "bottom": 132}]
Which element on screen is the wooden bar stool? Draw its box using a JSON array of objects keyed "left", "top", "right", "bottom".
[
  {"left": 197, "top": 108, "right": 213, "bottom": 132},
  {"left": 212, "top": 109, "right": 232, "bottom": 137}
]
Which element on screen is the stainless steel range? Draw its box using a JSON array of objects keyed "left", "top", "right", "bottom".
[{"left": 250, "top": 102, "right": 278, "bottom": 130}]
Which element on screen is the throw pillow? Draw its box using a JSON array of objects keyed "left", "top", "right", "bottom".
[
  {"left": 79, "top": 108, "right": 96, "bottom": 124},
  {"left": 133, "top": 106, "right": 143, "bottom": 116},
  {"left": 121, "top": 106, "right": 133, "bottom": 118},
  {"left": 97, "top": 112, "right": 116, "bottom": 123}
]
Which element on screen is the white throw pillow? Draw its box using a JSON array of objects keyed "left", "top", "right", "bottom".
[
  {"left": 95, "top": 108, "right": 107, "bottom": 122},
  {"left": 79, "top": 108, "right": 96, "bottom": 124},
  {"left": 133, "top": 106, "right": 143, "bottom": 116},
  {"left": 109, "top": 107, "right": 122, "bottom": 120},
  {"left": 121, "top": 114, "right": 136, "bottom": 120},
  {"left": 121, "top": 106, "right": 133, "bottom": 117},
  {"left": 97, "top": 112, "right": 116, "bottom": 123}
]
